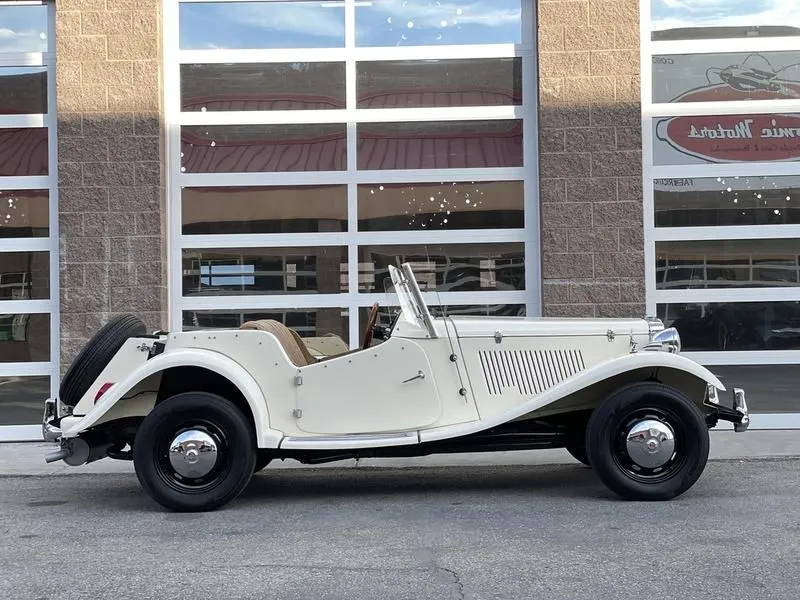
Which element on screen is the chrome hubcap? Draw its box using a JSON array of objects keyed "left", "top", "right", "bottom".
[
  {"left": 168, "top": 430, "right": 218, "bottom": 478},
  {"left": 625, "top": 419, "right": 675, "bottom": 469}
]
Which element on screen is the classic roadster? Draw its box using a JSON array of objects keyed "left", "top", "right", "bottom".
[{"left": 42, "top": 263, "right": 749, "bottom": 512}]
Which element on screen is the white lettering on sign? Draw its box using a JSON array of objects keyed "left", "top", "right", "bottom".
[
  {"left": 761, "top": 119, "right": 800, "bottom": 138},
  {"left": 687, "top": 119, "right": 754, "bottom": 139}
]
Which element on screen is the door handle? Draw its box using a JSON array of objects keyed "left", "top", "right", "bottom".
[{"left": 402, "top": 370, "right": 425, "bottom": 384}]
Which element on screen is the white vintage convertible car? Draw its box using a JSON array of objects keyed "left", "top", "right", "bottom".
[{"left": 42, "top": 263, "right": 749, "bottom": 512}]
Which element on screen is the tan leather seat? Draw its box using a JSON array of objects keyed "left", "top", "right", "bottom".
[{"left": 239, "top": 319, "right": 317, "bottom": 367}]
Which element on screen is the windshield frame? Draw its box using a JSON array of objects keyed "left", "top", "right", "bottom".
[{"left": 387, "top": 263, "right": 438, "bottom": 339}]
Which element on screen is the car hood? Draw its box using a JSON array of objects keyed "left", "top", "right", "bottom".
[{"left": 447, "top": 316, "right": 651, "bottom": 339}]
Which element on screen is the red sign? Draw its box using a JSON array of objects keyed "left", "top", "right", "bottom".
[{"left": 656, "top": 113, "right": 800, "bottom": 163}]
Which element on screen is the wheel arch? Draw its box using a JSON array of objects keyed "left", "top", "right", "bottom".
[{"left": 61, "top": 349, "right": 284, "bottom": 448}]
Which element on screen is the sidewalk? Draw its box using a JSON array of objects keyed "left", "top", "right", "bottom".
[{"left": 1, "top": 430, "right": 799, "bottom": 476}]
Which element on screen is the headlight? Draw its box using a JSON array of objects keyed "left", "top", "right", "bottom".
[{"left": 647, "top": 327, "right": 681, "bottom": 354}]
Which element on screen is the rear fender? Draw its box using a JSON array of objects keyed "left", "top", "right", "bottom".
[{"left": 60, "top": 347, "right": 283, "bottom": 448}]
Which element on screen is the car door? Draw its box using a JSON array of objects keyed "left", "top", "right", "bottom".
[{"left": 294, "top": 337, "right": 443, "bottom": 435}]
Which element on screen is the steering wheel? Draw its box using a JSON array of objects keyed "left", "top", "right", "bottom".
[{"left": 362, "top": 302, "right": 380, "bottom": 349}]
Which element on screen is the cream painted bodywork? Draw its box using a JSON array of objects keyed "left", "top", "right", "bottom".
[{"left": 56, "top": 264, "right": 726, "bottom": 452}]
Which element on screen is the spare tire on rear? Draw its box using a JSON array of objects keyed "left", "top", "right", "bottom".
[{"left": 59, "top": 314, "right": 148, "bottom": 407}]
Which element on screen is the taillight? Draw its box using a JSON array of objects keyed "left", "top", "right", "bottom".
[{"left": 94, "top": 382, "right": 114, "bottom": 403}]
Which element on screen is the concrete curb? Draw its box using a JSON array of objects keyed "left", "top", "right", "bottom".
[{"left": 1, "top": 430, "right": 799, "bottom": 476}]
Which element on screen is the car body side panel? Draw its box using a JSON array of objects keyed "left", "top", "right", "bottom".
[
  {"left": 418, "top": 351, "right": 725, "bottom": 444},
  {"left": 60, "top": 343, "right": 284, "bottom": 448}
]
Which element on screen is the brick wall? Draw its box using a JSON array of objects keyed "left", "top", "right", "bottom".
[
  {"left": 56, "top": 0, "right": 166, "bottom": 370},
  {"left": 537, "top": 0, "right": 645, "bottom": 318}
]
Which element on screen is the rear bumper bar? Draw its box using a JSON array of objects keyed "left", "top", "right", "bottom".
[{"left": 705, "top": 385, "right": 750, "bottom": 432}]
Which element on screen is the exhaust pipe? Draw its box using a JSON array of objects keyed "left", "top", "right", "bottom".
[
  {"left": 44, "top": 447, "right": 70, "bottom": 463},
  {"left": 43, "top": 437, "right": 115, "bottom": 466}
]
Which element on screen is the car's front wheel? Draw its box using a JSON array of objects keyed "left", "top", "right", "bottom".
[
  {"left": 585, "top": 382, "right": 709, "bottom": 501},
  {"left": 132, "top": 392, "right": 256, "bottom": 512}
]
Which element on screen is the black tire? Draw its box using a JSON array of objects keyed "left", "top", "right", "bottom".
[
  {"left": 565, "top": 442, "right": 591, "bottom": 467},
  {"left": 585, "top": 382, "right": 709, "bottom": 501},
  {"left": 59, "top": 314, "right": 147, "bottom": 407},
  {"left": 254, "top": 452, "right": 272, "bottom": 473},
  {"left": 132, "top": 392, "right": 256, "bottom": 512}
]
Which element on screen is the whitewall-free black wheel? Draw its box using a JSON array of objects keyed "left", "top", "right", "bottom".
[
  {"left": 585, "top": 382, "right": 710, "bottom": 501},
  {"left": 132, "top": 392, "right": 256, "bottom": 512}
]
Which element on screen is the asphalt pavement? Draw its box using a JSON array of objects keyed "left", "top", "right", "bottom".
[{"left": 1, "top": 458, "right": 799, "bottom": 600}]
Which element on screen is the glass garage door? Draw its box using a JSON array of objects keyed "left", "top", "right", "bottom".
[{"left": 165, "top": 0, "right": 539, "bottom": 347}]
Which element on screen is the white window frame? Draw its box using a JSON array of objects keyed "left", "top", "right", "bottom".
[
  {"left": 164, "top": 0, "right": 540, "bottom": 348},
  {"left": 642, "top": 1, "right": 800, "bottom": 427},
  {"left": 0, "top": 0, "right": 58, "bottom": 440}
]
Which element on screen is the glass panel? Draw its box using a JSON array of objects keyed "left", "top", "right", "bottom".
[
  {"left": 358, "top": 181, "right": 523, "bottom": 231},
  {"left": 657, "top": 302, "right": 800, "bottom": 351},
  {"left": 0, "top": 190, "right": 48, "bottom": 237},
  {"left": 656, "top": 240, "right": 800, "bottom": 289},
  {"left": 356, "top": 243, "right": 524, "bottom": 293},
  {"left": 179, "top": 1, "right": 345, "bottom": 50},
  {"left": 356, "top": 0, "right": 522, "bottom": 46},
  {"left": 0, "top": 67, "right": 47, "bottom": 115},
  {"left": 181, "top": 124, "right": 347, "bottom": 173},
  {"left": 653, "top": 114, "right": 800, "bottom": 165},
  {"left": 651, "top": 0, "right": 800, "bottom": 41},
  {"left": 0, "top": 252, "right": 49, "bottom": 299},
  {"left": 182, "top": 308, "right": 349, "bottom": 344},
  {"left": 180, "top": 63, "right": 346, "bottom": 112},
  {"left": 654, "top": 176, "right": 800, "bottom": 227},
  {"left": 709, "top": 365, "right": 798, "bottom": 413},
  {"left": 0, "top": 5, "right": 48, "bottom": 53},
  {"left": 0, "top": 128, "right": 47, "bottom": 176},
  {"left": 358, "top": 120, "right": 523, "bottom": 170},
  {"left": 0, "top": 375, "right": 49, "bottom": 425},
  {"left": 357, "top": 58, "right": 522, "bottom": 109},
  {"left": 653, "top": 52, "right": 800, "bottom": 104},
  {"left": 0, "top": 313, "right": 49, "bottom": 362},
  {"left": 182, "top": 247, "right": 347, "bottom": 296},
  {"left": 182, "top": 185, "right": 347, "bottom": 235}
]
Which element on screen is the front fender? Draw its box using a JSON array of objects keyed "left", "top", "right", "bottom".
[{"left": 60, "top": 348, "right": 283, "bottom": 448}]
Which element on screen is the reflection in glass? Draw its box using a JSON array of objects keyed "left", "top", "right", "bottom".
[
  {"left": 0, "top": 128, "right": 47, "bottom": 176},
  {"left": 0, "top": 252, "right": 49, "bottom": 300},
  {"left": 0, "top": 313, "right": 49, "bottom": 362},
  {"left": 653, "top": 113, "right": 800, "bottom": 166},
  {"left": 654, "top": 176, "right": 800, "bottom": 227},
  {"left": 0, "top": 5, "right": 48, "bottom": 53},
  {"left": 0, "top": 375, "right": 49, "bottom": 425},
  {"left": 182, "top": 186, "right": 347, "bottom": 235},
  {"left": 357, "top": 58, "right": 522, "bottom": 108},
  {"left": 356, "top": 0, "right": 521, "bottom": 46},
  {"left": 658, "top": 301, "right": 800, "bottom": 351},
  {"left": 0, "top": 68, "right": 47, "bottom": 115},
  {"left": 182, "top": 247, "right": 347, "bottom": 296},
  {"left": 179, "top": 1, "right": 345, "bottom": 50},
  {"left": 180, "top": 63, "right": 346, "bottom": 112},
  {"left": 651, "top": 0, "right": 800, "bottom": 41},
  {"left": 656, "top": 240, "right": 800, "bottom": 290},
  {"left": 653, "top": 52, "right": 800, "bottom": 104},
  {"left": 358, "top": 120, "right": 523, "bottom": 170},
  {"left": 709, "top": 365, "right": 799, "bottom": 413},
  {"left": 356, "top": 243, "right": 524, "bottom": 293},
  {"left": 181, "top": 124, "right": 347, "bottom": 174},
  {"left": 0, "top": 190, "right": 48, "bottom": 237},
  {"left": 358, "top": 181, "right": 523, "bottom": 231},
  {"left": 182, "top": 309, "right": 349, "bottom": 344}
]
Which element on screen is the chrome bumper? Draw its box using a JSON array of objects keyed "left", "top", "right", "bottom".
[
  {"left": 42, "top": 397, "right": 63, "bottom": 443},
  {"left": 705, "top": 385, "right": 750, "bottom": 432}
]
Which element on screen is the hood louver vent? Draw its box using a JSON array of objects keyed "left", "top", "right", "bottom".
[{"left": 477, "top": 349, "right": 585, "bottom": 396}]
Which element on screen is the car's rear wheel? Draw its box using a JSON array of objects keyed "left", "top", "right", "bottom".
[
  {"left": 585, "top": 382, "right": 709, "bottom": 501},
  {"left": 59, "top": 314, "right": 147, "bottom": 407},
  {"left": 132, "top": 392, "right": 256, "bottom": 512}
]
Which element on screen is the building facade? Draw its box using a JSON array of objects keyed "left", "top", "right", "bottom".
[{"left": 1, "top": 0, "right": 799, "bottom": 441}]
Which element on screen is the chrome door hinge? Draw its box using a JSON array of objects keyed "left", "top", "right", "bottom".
[
  {"left": 293, "top": 375, "right": 303, "bottom": 386},
  {"left": 292, "top": 408, "right": 302, "bottom": 418}
]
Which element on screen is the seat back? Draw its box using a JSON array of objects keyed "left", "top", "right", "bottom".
[{"left": 239, "top": 319, "right": 317, "bottom": 367}]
